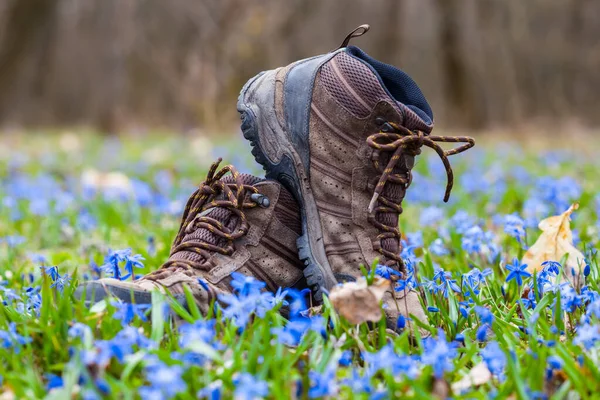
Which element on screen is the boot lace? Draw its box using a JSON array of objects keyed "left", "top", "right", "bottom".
[
  {"left": 150, "top": 159, "right": 263, "bottom": 277},
  {"left": 366, "top": 121, "right": 474, "bottom": 266}
]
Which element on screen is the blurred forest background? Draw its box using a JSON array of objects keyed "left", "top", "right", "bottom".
[{"left": 0, "top": 0, "right": 598, "bottom": 133}]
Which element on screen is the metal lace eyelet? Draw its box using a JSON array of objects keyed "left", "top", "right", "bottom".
[
  {"left": 250, "top": 193, "right": 270, "bottom": 208},
  {"left": 375, "top": 117, "right": 386, "bottom": 126}
]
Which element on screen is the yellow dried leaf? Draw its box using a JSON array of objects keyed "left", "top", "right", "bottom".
[
  {"left": 329, "top": 277, "right": 390, "bottom": 325},
  {"left": 522, "top": 203, "right": 585, "bottom": 283}
]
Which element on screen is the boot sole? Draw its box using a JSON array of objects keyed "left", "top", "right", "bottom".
[{"left": 237, "top": 69, "right": 338, "bottom": 301}]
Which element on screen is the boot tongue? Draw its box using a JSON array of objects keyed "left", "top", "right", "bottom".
[{"left": 168, "top": 174, "right": 264, "bottom": 264}]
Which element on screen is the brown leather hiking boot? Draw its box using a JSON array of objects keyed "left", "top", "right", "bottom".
[
  {"left": 75, "top": 160, "right": 306, "bottom": 314},
  {"left": 237, "top": 25, "right": 474, "bottom": 330}
]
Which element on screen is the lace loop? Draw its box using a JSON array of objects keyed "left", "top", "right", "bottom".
[
  {"left": 152, "top": 158, "right": 259, "bottom": 276},
  {"left": 366, "top": 122, "right": 474, "bottom": 265}
]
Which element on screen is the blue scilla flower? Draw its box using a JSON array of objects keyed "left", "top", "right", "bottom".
[
  {"left": 503, "top": 214, "right": 526, "bottom": 244},
  {"left": 230, "top": 272, "right": 266, "bottom": 297},
  {"left": 475, "top": 306, "right": 494, "bottom": 325},
  {"left": 505, "top": 258, "right": 531, "bottom": 286},
  {"left": 123, "top": 253, "right": 145, "bottom": 280},
  {"left": 111, "top": 302, "right": 151, "bottom": 326},
  {"left": 420, "top": 206, "right": 444, "bottom": 227},
  {"left": 51, "top": 273, "right": 71, "bottom": 293},
  {"left": 308, "top": 364, "right": 338, "bottom": 399},
  {"left": 573, "top": 324, "right": 600, "bottom": 349},
  {"left": 271, "top": 316, "right": 325, "bottom": 346},
  {"left": 68, "top": 323, "right": 92, "bottom": 341},
  {"left": 197, "top": 381, "right": 223, "bottom": 400},
  {"left": 342, "top": 369, "right": 373, "bottom": 395},
  {"left": 449, "top": 210, "right": 476, "bottom": 234},
  {"left": 429, "top": 238, "right": 450, "bottom": 257},
  {"left": 541, "top": 261, "right": 561, "bottom": 275},
  {"left": 41, "top": 266, "right": 60, "bottom": 281},
  {"left": 463, "top": 267, "right": 493, "bottom": 295},
  {"left": 522, "top": 290, "right": 537, "bottom": 309},
  {"left": 421, "top": 330, "right": 457, "bottom": 379},
  {"left": 1, "top": 235, "right": 25, "bottom": 248},
  {"left": 142, "top": 362, "right": 187, "bottom": 399},
  {"left": 101, "top": 248, "right": 132, "bottom": 280},
  {"left": 481, "top": 341, "right": 506, "bottom": 377},
  {"left": 46, "top": 373, "right": 63, "bottom": 390},
  {"left": 375, "top": 264, "right": 401, "bottom": 280},
  {"left": 0, "top": 322, "right": 32, "bottom": 353},
  {"left": 363, "top": 344, "right": 418, "bottom": 379},
  {"left": 234, "top": 373, "right": 269, "bottom": 400},
  {"left": 406, "top": 231, "right": 424, "bottom": 248},
  {"left": 179, "top": 319, "right": 217, "bottom": 348}
]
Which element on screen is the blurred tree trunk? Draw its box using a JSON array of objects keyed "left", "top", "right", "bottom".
[
  {"left": 0, "top": 0, "right": 58, "bottom": 122},
  {"left": 436, "top": 0, "right": 483, "bottom": 128}
]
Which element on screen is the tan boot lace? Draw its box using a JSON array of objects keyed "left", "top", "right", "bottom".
[
  {"left": 150, "top": 159, "right": 264, "bottom": 276},
  {"left": 366, "top": 121, "right": 474, "bottom": 266}
]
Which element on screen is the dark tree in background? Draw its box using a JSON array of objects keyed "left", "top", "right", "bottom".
[{"left": 0, "top": 0, "right": 598, "bottom": 132}]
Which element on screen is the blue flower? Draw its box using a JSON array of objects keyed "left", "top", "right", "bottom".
[
  {"left": 1, "top": 235, "right": 25, "bottom": 248},
  {"left": 218, "top": 274, "right": 277, "bottom": 327},
  {"left": 0, "top": 322, "right": 32, "bottom": 353},
  {"left": 475, "top": 306, "right": 494, "bottom": 325},
  {"left": 270, "top": 287, "right": 289, "bottom": 307},
  {"left": 46, "top": 373, "right": 63, "bottom": 390},
  {"left": 271, "top": 316, "right": 325, "bottom": 346},
  {"left": 230, "top": 272, "right": 266, "bottom": 296},
  {"left": 41, "top": 266, "right": 60, "bottom": 281},
  {"left": 476, "top": 324, "right": 491, "bottom": 342},
  {"left": 547, "top": 355, "right": 563, "bottom": 371},
  {"left": 68, "top": 323, "right": 92, "bottom": 341},
  {"left": 233, "top": 373, "right": 269, "bottom": 400},
  {"left": 573, "top": 324, "right": 600, "bottom": 349},
  {"left": 51, "top": 273, "right": 71, "bottom": 293},
  {"left": 421, "top": 330, "right": 457, "bottom": 379},
  {"left": 142, "top": 361, "right": 187, "bottom": 398},
  {"left": 374, "top": 264, "right": 401, "bottom": 280},
  {"left": 341, "top": 369, "right": 372, "bottom": 394},
  {"left": 111, "top": 302, "right": 151, "bottom": 325},
  {"left": 101, "top": 249, "right": 132, "bottom": 280},
  {"left": 429, "top": 238, "right": 449, "bottom": 257},
  {"left": 501, "top": 214, "right": 526, "bottom": 243},
  {"left": 541, "top": 261, "right": 561, "bottom": 275},
  {"left": 450, "top": 210, "right": 476, "bottom": 234},
  {"left": 420, "top": 206, "right": 444, "bottom": 226},
  {"left": 197, "top": 381, "right": 223, "bottom": 400},
  {"left": 123, "top": 253, "right": 145, "bottom": 280},
  {"left": 505, "top": 258, "right": 531, "bottom": 286},
  {"left": 523, "top": 290, "right": 537, "bottom": 309},
  {"left": 339, "top": 350, "right": 353, "bottom": 367},
  {"left": 309, "top": 365, "right": 338, "bottom": 398},
  {"left": 481, "top": 341, "right": 506, "bottom": 377},
  {"left": 179, "top": 319, "right": 217, "bottom": 348},
  {"left": 406, "top": 231, "right": 423, "bottom": 248},
  {"left": 463, "top": 267, "right": 493, "bottom": 295}
]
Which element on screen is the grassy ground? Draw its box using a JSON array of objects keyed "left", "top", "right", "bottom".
[{"left": 0, "top": 131, "right": 599, "bottom": 399}]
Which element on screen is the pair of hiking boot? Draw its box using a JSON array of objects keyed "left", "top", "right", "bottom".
[{"left": 76, "top": 25, "right": 474, "bottom": 331}]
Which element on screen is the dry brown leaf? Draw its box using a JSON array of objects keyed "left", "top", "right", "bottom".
[
  {"left": 451, "top": 362, "right": 492, "bottom": 393},
  {"left": 522, "top": 203, "right": 585, "bottom": 284},
  {"left": 329, "top": 277, "right": 390, "bottom": 325}
]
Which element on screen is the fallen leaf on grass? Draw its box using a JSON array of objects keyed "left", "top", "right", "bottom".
[
  {"left": 451, "top": 362, "right": 492, "bottom": 393},
  {"left": 329, "top": 277, "right": 390, "bottom": 325},
  {"left": 522, "top": 203, "right": 586, "bottom": 284}
]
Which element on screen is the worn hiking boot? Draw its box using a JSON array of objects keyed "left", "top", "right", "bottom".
[
  {"left": 75, "top": 159, "right": 306, "bottom": 314},
  {"left": 237, "top": 25, "right": 474, "bottom": 329}
]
